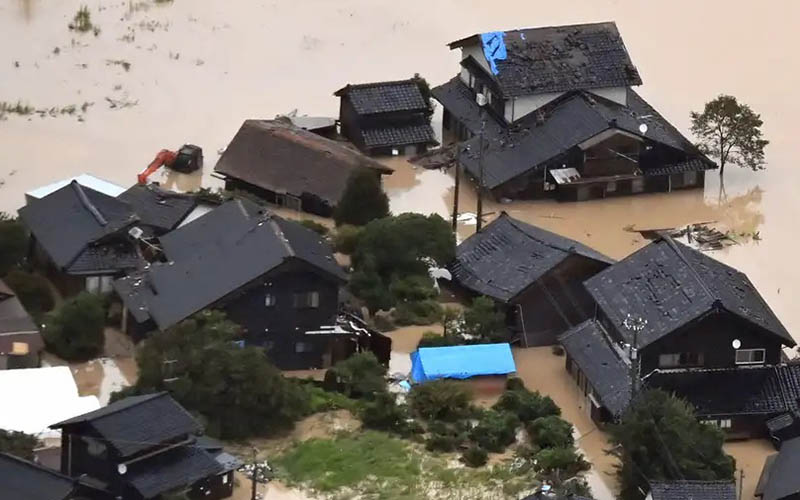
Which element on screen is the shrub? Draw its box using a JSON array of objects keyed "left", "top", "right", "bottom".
[
  {"left": 361, "top": 392, "right": 406, "bottom": 432},
  {"left": 304, "top": 384, "right": 359, "bottom": 414},
  {"left": 43, "top": 292, "right": 105, "bottom": 361},
  {"left": 3, "top": 270, "right": 54, "bottom": 320},
  {"left": 0, "top": 429, "right": 38, "bottom": 460},
  {"left": 505, "top": 377, "right": 526, "bottom": 392},
  {"left": 349, "top": 257, "right": 393, "bottom": 312},
  {"left": 461, "top": 445, "right": 488, "bottom": 468},
  {"left": 327, "top": 352, "right": 387, "bottom": 399},
  {"left": 494, "top": 387, "right": 560, "bottom": 423},
  {"left": 470, "top": 410, "right": 519, "bottom": 452},
  {"left": 333, "top": 225, "right": 363, "bottom": 254},
  {"left": 551, "top": 345, "right": 565, "bottom": 356},
  {"left": 389, "top": 275, "right": 438, "bottom": 302},
  {"left": 371, "top": 313, "right": 395, "bottom": 332},
  {"left": 409, "top": 380, "right": 472, "bottom": 421},
  {"left": 463, "top": 296, "right": 507, "bottom": 342},
  {"left": 0, "top": 213, "right": 27, "bottom": 276},
  {"left": 527, "top": 416, "right": 574, "bottom": 449},
  {"left": 534, "top": 447, "right": 589, "bottom": 475},
  {"left": 393, "top": 299, "right": 442, "bottom": 326},
  {"left": 334, "top": 168, "right": 390, "bottom": 226},
  {"left": 425, "top": 421, "right": 466, "bottom": 452},
  {"left": 299, "top": 219, "right": 329, "bottom": 236},
  {"left": 417, "top": 332, "right": 461, "bottom": 348}
]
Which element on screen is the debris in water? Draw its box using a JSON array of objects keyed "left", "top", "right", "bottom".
[
  {"left": 625, "top": 221, "right": 738, "bottom": 251},
  {"left": 410, "top": 144, "right": 457, "bottom": 170},
  {"left": 106, "top": 59, "right": 132, "bottom": 71},
  {"left": 105, "top": 96, "right": 138, "bottom": 109}
]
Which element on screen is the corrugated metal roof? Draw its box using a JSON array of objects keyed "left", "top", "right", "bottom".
[{"left": 410, "top": 343, "right": 516, "bottom": 382}]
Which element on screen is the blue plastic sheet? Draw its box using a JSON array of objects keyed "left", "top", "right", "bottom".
[
  {"left": 480, "top": 32, "right": 507, "bottom": 75},
  {"left": 410, "top": 343, "right": 516, "bottom": 383}
]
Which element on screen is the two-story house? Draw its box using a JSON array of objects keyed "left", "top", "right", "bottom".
[
  {"left": 449, "top": 213, "right": 614, "bottom": 346},
  {"left": 334, "top": 77, "right": 438, "bottom": 156},
  {"left": 559, "top": 237, "right": 800, "bottom": 437},
  {"left": 114, "top": 199, "right": 390, "bottom": 370},
  {"left": 432, "top": 22, "right": 715, "bottom": 202},
  {"left": 50, "top": 392, "right": 237, "bottom": 500}
]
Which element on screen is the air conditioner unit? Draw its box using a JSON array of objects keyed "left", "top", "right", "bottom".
[{"left": 128, "top": 226, "right": 144, "bottom": 240}]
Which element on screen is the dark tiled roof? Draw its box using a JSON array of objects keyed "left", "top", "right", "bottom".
[
  {"left": 459, "top": 90, "right": 710, "bottom": 189},
  {"left": 18, "top": 181, "right": 139, "bottom": 272},
  {"left": 65, "top": 242, "right": 140, "bottom": 274},
  {"left": 584, "top": 238, "right": 793, "bottom": 348},
  {"left": 127, "top": 446, "right": 223, "bottom": 499},
  {"left": 649, "top": 480, "right": 736, "bottom": 500},
  {"left": 759, "top": 437, "right": 800, "bottom": 500},
  {"left": 431, "top": 77, "right": 505, "bottom": 137},
  {"left": 114, "top": 199, "right": 345, "bottom": 330},
  {"left": 51, "top": 392, "right": 200, "bottom": 458},
  {"left": 213, "top": 119, "right": 392, "bottom": 205},
  {"left": 645, "top": 364, "right": 800, "bottom": 417},
  {"left": 643, "top": 158, "right": 717, "bottom": 177},
  {"left": 0, "top": 453, "right": 75, "bottom": 500},
  {"left": 335, "top": 79, "right": 429, "bottom": 115},
  {"left": 118, "top": 185, "right": 197, "bottom": 235},
  {"left": 451, "top": 213, "right": 613, "bottom": 302},
  {"left": 362, "top": 124, "right": 437, "bottom": 148},
  {"left": 0, "top": 279, "right": 39, "bottom": 336},
  {"left": 559, "top": 320, "right": 631, "bottom": 417},
  {"left": 448, "top": 22, "right": 641, "bottom": 97}
]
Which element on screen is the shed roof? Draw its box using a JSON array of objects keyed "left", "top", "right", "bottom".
[
  {"left": 585, "top": 238, "right": 793, "bottom": 348},
  {"left": 459, "top": 89, "right": 710, "bottom": 189},
  {"left": 51, "top": 392, "right": 200, "bottom": 458},
  {"left": 114, "top": 199, "right": 345, "bottom": 330},
  {"left": 410, "top": 343, "right": 516, "bottom": 383},
  {"left": 118, "top": 184, "right": 198, "bottom": 235},
  {"left": 18, "top": 181, "right": 139, "bottom": 273},
  {"left": 558, "top": 319, "right": 631, "bottom": 417},
  {"left": 0, "top": 453, "right": 76, "bottom": 500},
  {"left": 213, "top": 119, "right": 391, "bottom": 205},
  {"left": 759, "top": 437, "right": 800, "bottom": 500},
  {"left": 648, "top": 480, "right": 736, "bottom": 500},
  {"left": 645, "top": 364, "right": 800, "bottom": 417},
  {"left": 335, "top": 79, "right": 430, "bottom": 115},
  {"left": 362, "top": 124, "right": 437, "bottom": 149},
  {"left": 451, "top": 213, "right": 613, "bottom": 302},
  {"left": 448, "top": 22, "right": 641, "bottom": 97}
]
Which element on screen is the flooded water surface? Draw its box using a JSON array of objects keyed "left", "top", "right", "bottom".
[{"left": 2, "top": 0, "right": 800, "bottom": 343}]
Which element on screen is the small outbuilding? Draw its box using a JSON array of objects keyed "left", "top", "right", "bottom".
[
  {"left": 0, "top": 278, "right": 42, "bottom": 370},
  {"left": 410, "top": 343, "right": 516, "bottom": 394}
]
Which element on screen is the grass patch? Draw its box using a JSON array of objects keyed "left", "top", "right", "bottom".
[{"left": 275, "top": 431, "right": 420, "bottom": 492}]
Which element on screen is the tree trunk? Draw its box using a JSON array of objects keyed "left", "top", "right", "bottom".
[{"left": 719, "top": 160, "right": 725, "bottom": 177}]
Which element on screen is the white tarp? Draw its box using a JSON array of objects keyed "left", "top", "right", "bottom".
[
  {"left": 25, "top": 174, "right": 126, "bottom": 202},
  {"left": 549, "top": 167, "right": 581, "bottom": 185},
  {"left": 0, "top": 366, "right": 100, "bottom": 438}
]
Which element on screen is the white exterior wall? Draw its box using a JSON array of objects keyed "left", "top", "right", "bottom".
[
  {"left": 460, "top": 43, "right": 491, "bottom": 73},
  {"left": 587, "top": 86, "right": 627, "bottom": 105},
  {"left": 504, "top": 92, "right": 564, "bottom": 122}
]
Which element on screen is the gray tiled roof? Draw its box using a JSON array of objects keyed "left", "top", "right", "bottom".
[
  {"left": 0, "top": 453, "right": 75, "bottom": 500},
  {"left": 362, "top": 124, "right": 437, "bottom": 148},
  {"left": 51, "top": 392, "right": 200, "bottom": 458},
  {"left": 336, "top": 79, "right": 429, "bottom": 115},
  {"left": 0, "top": 279, "right": 38, "bottom": 336},
  {"left": 118, "top": 184, "right": 198, "bottom": 234},
  {"left": 451, "top": 213, "right": 613, "bottom": 302},
  {"left": 559, "top": 319, "right": 631, "bottom": 417},
  {"left": 448, "top": 22, "right": 642, "bottom": 97},
  {"left": 760, "top": 437, "right": 800, "bottom": 500},
  {"left": 643, "top": 158, "right": 716, "bottom": 177},
  {"left": 649, "top": 480, "right": 736, "bottom": 500},
  {"left": 459, "top": 89, "right": 711, "bottom": 189},
  {"left": 127, "top": 445, "right": 223, "bottom": 499},
  {"left": 584, "top": 238, "right": 793, "bottom": 348},
  {"left": 431, "top": 77, "right": 505, "bottom": 137},
  {"left": 114, "top": 199, "right": 345, "bottom": 330}
]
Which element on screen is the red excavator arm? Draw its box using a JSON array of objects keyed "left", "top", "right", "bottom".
[{"left": 137, "top": 149, "right": 178, "bottom": 184}]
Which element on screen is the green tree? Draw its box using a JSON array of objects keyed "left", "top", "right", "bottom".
[
  {"left": 463, "top": 296, "right": 507, "bottom": 342},
  {"left": 0, "top": 429, "right": 38, "bottom": 460},
  {"left": 609, "top": 390, "right": 735, "bottom": 500},
  {"left": 42, "top": 292, "right": 105, "bottom": 361},
  {"left": 493, "top": 386, "right": 560, "bottom": 423},
  {"left": 409, "top": 379, "right": 472, "bottom": 421},
  {"left": 691, "top": 95, "right": 769, "bottom": 177},
  {"left": 334, "top": 168, "right": 390, "bottom": 226},
  {"left": 0, "top": 213, "right": 27, "bottom": 276},
  {"left": 527, "top": 415, "right": 574, "bottom": 449},
  {"left": 127, "top": 311, "right": 309, "bottom": 439},
  {"left": 325, "top": 351, "right": 386, "bottom": 399},
  {"left": 3, "top": 270, "right": 54, "bottom": 320}
]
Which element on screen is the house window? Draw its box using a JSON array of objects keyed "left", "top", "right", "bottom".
[
  {"left": 468, "top": 73, "right": 475, "bottom": 89},
  {"left": 684, "top": 171, "right": 698, "bottom": 186},
  {"left": 84, "top": 437, "right": 107, "bottom": 458},
  {"left": 293, "top": 291, "right": 319, "bottom": 309},
  {"left": 720, "top": 419, "right": 732, "bottom": 429},
  {"left": 735, "top": 348, "right": 766, "bottom": 365},
  {"left": 86, "top": 276, "right": 100, "bottom": 293},
  {"left": 606, "top": 181, "right": 617, "bottom": 193},
  {"left": 222, "top": 474, "right": 229, "bottom": 485},
  {"left": 264, "top": 294, "right": 276, "bottom": 307},
  {"left": 658, "top": 352, "right": 704, "bottom": 368},
  {"left": 631, "top": 178, "right": 645, "bottom": 193},
  {"left": 295, "top": 342, "right": 313, "bottom": 353}
]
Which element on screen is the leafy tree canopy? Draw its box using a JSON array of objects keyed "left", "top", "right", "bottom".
[
  {"left": 691, "top": 94, "right": 768, "bottom": 175},
  {"left": 0, "top": 429, "right": 38, "bottom": 460},
  {"left": 609, "top": 389, "right": 735, "bottom": 500},
  {"left": 124, "top": 310, "right": 309, "bottom": 439},
  {"left": 334, "top": 168, "right": 390, "bottom": 227},
  {"left": 3, "top": 269, "right": 54, "bottom": 320},
  {"left": 43, "top": 292, "right": 105, "bottom": 361}
]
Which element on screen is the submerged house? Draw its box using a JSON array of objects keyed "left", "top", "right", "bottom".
[
  {"left": 18, "top": 181, "right": 141, "bottom": 296},
  {"left": 0, "top": 278, "right": 42, "bottom": 370},
  {"left": 213, "top": 119, "right": 393, "bottom": 217},
  {"left": 432, "top": 22, "right": 715, "bottom": 201},
  {"left": 335, "top": 78, "right": 438, "bottom": 156},
  {"left": 114, "top": 199, "right": 390, "bottom": 370},
  {"left": 410, "top": 343, "right": 516, "bottom": 395},
  {"left": 50, "top": 392, "right": 236, "bottom": 500},
  {"left": 449, "top": 213, "right": 613, "bottom": 346},
  {"left": 559, "top": 237, "right": 799, "bottom": 437},
  {"left": 0, "top": 452, "right": 104, "bottom": 500},
  {"left": 756, "top": 436, "right": 800, "bottom": 500}
]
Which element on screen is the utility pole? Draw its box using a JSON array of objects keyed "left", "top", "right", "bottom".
[
  {"left": 251, "top": 448, "right": 258, "bottom": 500},
  {"left": 738, "top": 469, "right": 744, "bottom": 500},
  {"left": 452, "top": 146, "right": 461, "bottom": 231},
  {"left": 475, "top": 93, "right": 487, "bottom": 232},
  {"left": 623, "top": 314, "right": 647, "bottom": 400}
]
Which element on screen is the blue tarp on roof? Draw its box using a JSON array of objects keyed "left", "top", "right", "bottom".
[{"left": 410, "top": 343, "right": 516, "bottom": 383}]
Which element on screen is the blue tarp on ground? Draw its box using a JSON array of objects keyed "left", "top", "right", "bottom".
[{"left": 410, "top": 343, "right": 516, "bottom": 383}]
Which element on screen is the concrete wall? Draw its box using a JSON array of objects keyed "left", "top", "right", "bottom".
[
  {"left": 504, "top": 92, "right": 564, "bottom": 122},
  {"left": 460, "top": 43, "right": 491, "bottom": 73},
  {"left": 587, "top": 86, "right": 627, "bottom": 105}
]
